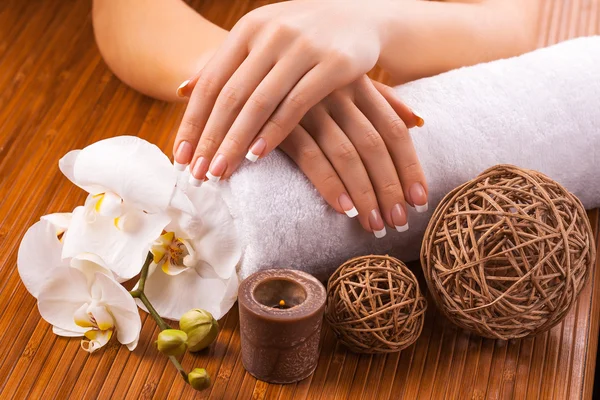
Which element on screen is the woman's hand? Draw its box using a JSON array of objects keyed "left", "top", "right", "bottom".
[
  {"left": 172, "top": 0, "right": 389, "bottom": 183},
  {"left": 280, "top": 76, "right": 428, "bottom": 237}
]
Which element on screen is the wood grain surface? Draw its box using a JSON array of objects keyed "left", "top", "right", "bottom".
[{"left": 0, "top": 0, "right": 599, "bottom": 399}]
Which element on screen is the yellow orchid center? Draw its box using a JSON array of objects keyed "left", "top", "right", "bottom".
[
  {"left": 151, "top": 232, "right": 196, "bottom": 275},
  {"left": 74, "top": 303, "right": 115, "bottom": 353}
]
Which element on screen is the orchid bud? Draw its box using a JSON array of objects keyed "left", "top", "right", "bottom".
[
  {"left": 188, "top": 368, "right": 211, "bottom": 391},
  {"left": 179, "top": 309, "right": 219, "bottom": 352},
  {"left": 156, "top": 329, "right": 187, "bottom": 356}
]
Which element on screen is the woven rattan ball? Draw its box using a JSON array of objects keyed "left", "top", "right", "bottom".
[
  {"left": 325, "top": 255, "right": 427, "bottom": 353},
  {"left": 421, "top": 165, "right": 595, "bottom": 340}
]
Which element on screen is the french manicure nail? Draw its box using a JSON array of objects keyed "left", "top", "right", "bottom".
[
  {"left": 245, "top": 138, "right": 266, "bottom": 163},
  {"left": 176, "top": 80, "right": 190, "bottom": 97},
  {"left": 338, "top": 193, "right": 358, "bottom": 218},
  {"left": 369, "top": 209, "right": 386, "bottom": 239},
  {"left": 412, "top": 109, "right": 425, "bottom": 127},
  {"left": 206, "top": 154, "right": 227, "bottom": 183},
  {"left": 391, "top": 204, "right": 409, "bottom": 232},
  {"left": 410, "top": 182, "right": 428, "bottom": 213},
  {"left": 174, "top": 141, "right": 193, "bottom": 171},
  {"left": 189, "top": 157, "right": 208, "bottom": 187}
]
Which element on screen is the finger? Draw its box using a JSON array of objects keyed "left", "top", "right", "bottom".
[
  {"left": 279, "top": 125, "right": 355, "bottom": 217},
  {"left": 371, "top": 80, "right": 424, "bottom": 129},
  {"left": 248, "top": 58, "right": 360, "bottom": 165},
  {"left": 188, "top": 46, "right": 278, "bottom": 184},
  {"left": 323, "top": 91, "right": 408, "bottom": 232},
  {"left": 302, "top": 106, "right": 386, "bottom": 237},
  {"left": 355, "top": 77, "right": 429, "bottom": 213},
  {"left": 172, "top": 29, "right": 248, "bottom": 174},
  {"left": 210, "top": 44, "right": 319, "bottom": 180}
]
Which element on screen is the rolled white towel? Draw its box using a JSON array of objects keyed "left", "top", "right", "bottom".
[{"left": 217, "top": 36, "right": 600, "bottom": 279}]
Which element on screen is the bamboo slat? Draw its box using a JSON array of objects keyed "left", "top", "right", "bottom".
[{"left": 0, "top": 0, "right": 598, "bottom": 399}]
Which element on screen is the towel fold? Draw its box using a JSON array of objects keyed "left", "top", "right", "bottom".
[{"left": 221, "top": 36, "right": 600, "bottom": 279}]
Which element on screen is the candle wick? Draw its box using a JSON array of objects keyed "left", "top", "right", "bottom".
[{"left": 279, "top": 299, "right": 285, "bottom": 307}]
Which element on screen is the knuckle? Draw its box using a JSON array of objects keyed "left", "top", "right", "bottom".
[
  {"left": 389, "top": 117, "right": 408, "bottom": 136},
  {"left": 195, "top": 74, "right": 219, "bottom": 96},
  {"left": 248, "top": 91, "right": 272, "bottom": 113},
  {"left": 335, "top": 141, "right": 359, "bottom": 162},
  {"left": 196, "top": 135, "right": 219, "bottom": 154},
  {"left": 265, "top": 115, "right": 285, "bottom": 134},
  {"left": 401, "top": 161, "right": 422, "bottom": 177},
  {"left": 362, "top": 129, "right": 383, "bottom": 150},
  {"left": 224, "top": 134, "right": 244, "bottom": 151},
  {"left": 358, "top": 185, "right": 375, "bottom": 200},
  {"left": 217, "top": 85, "right": 242, "bottom": 108},
  {"left": 297, "top": 145, "right": 321, "bottom": 164},
  {"left": 379, "top": 180, "right": 402, "bottom": 197},
  {"left": 180, "top": 118, "right": 203, "bottom": 135},
  {"left": 319, "top": 173, "right": 339, "bottom": 189},
  {"left": 283, "top": 92, "right": 308, "bottom": 112}
]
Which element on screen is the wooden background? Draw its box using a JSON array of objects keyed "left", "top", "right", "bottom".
[{"left": 1, "top": 0, "right": 599, "bottom": 399}]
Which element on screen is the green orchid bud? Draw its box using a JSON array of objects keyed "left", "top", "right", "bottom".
[
  {"left": 179, "top": 309, "right": 219, "bottom": 352},
  {"left": 188, "top": 368, "right": 211, "bottom": 391},
  {"left": 156, "top": 329, "right": 187, "bottom": 356}
]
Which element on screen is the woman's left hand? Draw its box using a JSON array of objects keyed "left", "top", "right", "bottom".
[{"left": 172, "top": 0, "right": 389, "bottom": 183}]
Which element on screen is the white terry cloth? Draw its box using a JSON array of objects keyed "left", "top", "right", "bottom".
[{"left": 220, "top": 36, "right": 600, "bottom": 280}]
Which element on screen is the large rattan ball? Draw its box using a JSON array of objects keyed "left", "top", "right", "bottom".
[
  {"left": 421, "top": 165, "right": 595, "bottom": 340},
  {"left": 325, "top": 255, "right": 427, "bottom": 353}
]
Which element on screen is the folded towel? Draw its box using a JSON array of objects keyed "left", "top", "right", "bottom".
[{"left": 220, "top": 36, "right": 600, "bottom": 279}]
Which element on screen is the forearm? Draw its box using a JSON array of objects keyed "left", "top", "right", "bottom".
[
  {"left": 377, "top": 0, "right": 540, "bottom": 83},
  {"left": 92, "top": 0, "right": 227, "bottom": 101}
]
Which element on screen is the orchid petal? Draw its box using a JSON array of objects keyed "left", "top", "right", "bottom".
[
  {"left": 73, "top": 303, "right": 95, "bottom": 328},
  {"left": 70, "top": 253, "right": 118, "bottom": 284},
  {"left": 59, "top": 136, "right": 178, "bottom": 213},
  {"left": 52, "top": 326, "right": 85, "bottom": 337},
  {"left": 62, "top": 205, "right": 170, "bottom": 280},
  {"left": 40, "top": 213, "right": 72, "bottom": 236},
  {"left": 89, "top": 305, "right": 115, "bottom": 331},
  {"left": 173, "top": 184, "right": 241, "bottom": 279},
  {"left": 17, "top": 219, "right": 69, "bottom": 298},
  {"left": 92, "top": 273, "right": 141, "bottom": 348},
  {"left": 93, "top": 192, "right": 124, "bottom": 218},
  {"left": 141, "top": 262, "right": 238, "bottom": 320},
  {"left": 37, "top": 267, "right": 92, "bottom": 333}
]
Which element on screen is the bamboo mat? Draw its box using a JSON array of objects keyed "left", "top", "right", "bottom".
[{"left": 0, "top": 0, "right": 599, "bottom": 399}]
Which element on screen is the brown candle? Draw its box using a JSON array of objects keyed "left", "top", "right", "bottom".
[{"left": 238, "top": 269, "right": 326, "bottom": 384}]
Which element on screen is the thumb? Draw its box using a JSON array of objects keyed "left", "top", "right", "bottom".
[{"left": 371, "top": 80, "right": 424, "bottom": 129}]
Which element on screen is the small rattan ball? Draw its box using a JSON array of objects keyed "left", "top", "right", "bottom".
[
  {"left": 325, "top": 255, "right": 427, "bottom": 353},
  {"left": 421, "top": 165, "right": 595, "bottom": 340}
]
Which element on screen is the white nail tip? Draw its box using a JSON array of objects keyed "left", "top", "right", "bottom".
[
  {"left": 188, "top": 176, "right": 203, "bottom": 187},
  {"left": 245, "top": 151, "right": 259, "bottom": 163},
  {"left": 415, "top": 203, "right": 429, "bottom": 213},
  {"left": 176, "top": 80, "right": 190, "bottom": 97},
  {"left": 395, "top": 223, "right": 409, "bottom": 233},
  {"left": 206, "top": 171, "right": 221, "bottom": 183},
  {"left": 174, "top": 161, "right": 187, "bottom": 172},
  {"left": 373, "top": 227, "right": 387, "bottom": 239},
  {"left": 344, "top": 207, "right": 358, "bottom": 218}
]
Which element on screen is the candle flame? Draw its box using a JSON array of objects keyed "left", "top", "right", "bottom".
[{"left": 279, "top": 299, "right": 285, "bottom": 307}]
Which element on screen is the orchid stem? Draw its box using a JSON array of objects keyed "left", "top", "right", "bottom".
[{"left": 129, "top": 252, "right": 189, "bottom": 382}]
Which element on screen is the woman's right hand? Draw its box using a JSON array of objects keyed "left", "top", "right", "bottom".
[{"left": 279, "top": 76, "right": 428, "bottom": 237}]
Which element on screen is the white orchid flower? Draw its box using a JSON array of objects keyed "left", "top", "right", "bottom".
[
  {"left": 141, "top": 183, "right": 241, "bottom": 320},
  {"left": 58, "top": 135, "right": 193, "bottom": 280},
  {"left": 18, "top": 217, "right": 141, "bottom": 352}
]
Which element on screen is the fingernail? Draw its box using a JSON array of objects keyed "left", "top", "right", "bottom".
[
  {"left": 391, "top": 204, "right": 409, "bottom": 232},
  {"left": 369, "top": 209, "right": 386, "bottom": 239},
  {"left": 207, "top": 154, "right": 227, "bottom": 183},
  {"left": 412, "top": 109, "right": 425, "bottom": 127},
  {"left": 410, "top": 182, "right": 428, "bottom": 213},
  {"left": 338, "top": 193, "right": 358, "bottom": 218},
  {"left": 189, "top": 157, "right": 208, "bottom": 187},
  {"left": 246, "top": 138, "right": 266, "bottom": 163},
  {"left": 174, "top": 141, "right": 193, "bottom": 171},
  {"left": 176, "top": 80, "right": 190, "bottom": 97}
]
